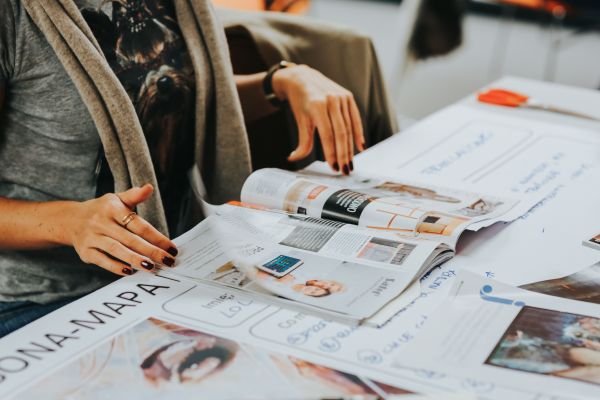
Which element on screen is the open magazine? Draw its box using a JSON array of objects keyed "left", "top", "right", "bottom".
[
  {"left": 240, "top": 162, "right": 518, "bottom": 245},
  {"left": 168, "top": 162, "right": 519, "bottom": 325}
]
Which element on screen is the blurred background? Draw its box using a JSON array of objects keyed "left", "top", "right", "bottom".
[{"left": 215, "top": 0, "right": 600, "bottom": 127}]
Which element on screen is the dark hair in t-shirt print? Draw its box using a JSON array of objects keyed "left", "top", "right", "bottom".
[{"left": 82, "top": 0, "right": 196, "bottom": 193}]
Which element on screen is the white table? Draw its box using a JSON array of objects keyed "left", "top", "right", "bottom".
[{"left": 1, "top": 76, "right": 599, "bottom": 400}]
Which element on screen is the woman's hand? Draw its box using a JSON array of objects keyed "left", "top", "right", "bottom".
[
  {"left": 272, "top": 64, "right": 365, "bottom": 175},
  {"left": 66, "top": 184, "right": 178, "bottom": 276}
]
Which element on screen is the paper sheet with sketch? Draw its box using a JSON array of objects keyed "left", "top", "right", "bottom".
[
  {"left": 356, "top": 104, "right": 600, "bottom": 284},
  {"left": 395, "top": 270, "right": 600, "bottom": 399}
]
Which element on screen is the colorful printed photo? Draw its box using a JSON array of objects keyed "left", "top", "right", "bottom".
[
  {"left": 453, "top": 198, "right": 503, "bottom": 218},
  {"left": 521, "top": 263, "right": 600, "bottom": 304},
  {"left": 486, "top": 306, "right": 600, "bottom": 386},
  {"left": 374, "top": 182, "right": 461, "bottom": 204}
]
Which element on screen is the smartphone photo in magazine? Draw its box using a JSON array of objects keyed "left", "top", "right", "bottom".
[{"left": 258, "top": 255, "right": 304, "bottom": 278}]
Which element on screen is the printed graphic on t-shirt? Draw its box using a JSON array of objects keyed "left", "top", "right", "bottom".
[{"left": 81, "top": 0, "right": 196, "bottom": 228}]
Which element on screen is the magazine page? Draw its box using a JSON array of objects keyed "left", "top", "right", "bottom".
[
  {"left": 170, "top": 205, "right": 449, "bottom": 323},
  {"left": 394, "top": 270, "right": 600, "bottom": 399},
  {"left": 240, "top": 164, "right": 518, "bottom": 247},
  {"left": 18, "top": 317, "right": 415, "bottom": 400},
  {"left": 221, "top": 203, "right": 448, "bottom": 273}
]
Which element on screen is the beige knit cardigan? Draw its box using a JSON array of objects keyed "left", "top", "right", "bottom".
[{"left": 22, "top": 0, "right": 253, "bottom": 236}]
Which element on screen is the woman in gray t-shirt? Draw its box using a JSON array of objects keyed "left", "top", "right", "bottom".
[{"left": 0, "top": 0, "right": 367, "bottom": 337}]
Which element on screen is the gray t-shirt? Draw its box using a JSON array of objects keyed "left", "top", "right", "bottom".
[{"left": 0, "top": 0, "right": 208, "bottom": 303}]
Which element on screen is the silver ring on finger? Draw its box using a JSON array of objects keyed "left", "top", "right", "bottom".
[{"left": 120, "top": 211, "right": 137, "bottom": 229}]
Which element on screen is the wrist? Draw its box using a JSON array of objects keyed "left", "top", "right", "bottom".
[
  {"left": 271, "top": 67, "right": 290, "bottom": 101},
  {"left": 49, "top": 200, "right": 83, "bottom": 247},
  {"left": 264, "top": 61, "right": 296, "bottom": 106}
]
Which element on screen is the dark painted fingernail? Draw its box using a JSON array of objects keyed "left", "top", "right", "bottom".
[
  {"left": 362, "top": 142, "right": 367, "bottom": 150},
  {"left": 132, "top": 269, "right": 138, "bottom": 274},
  {"left": 332, "top": 162, "right": 339, "bottom": 172},
  {"left": 162, "top": 256, "right": 175, "bottom": 267},
  {"left": 122, "top": 268, "right": 133, "bottom": 275},
  {"left": 342, "top": 164, "right": 350, "bottom": 175},
  {"left": 349, "top": 161, "right": 354, "bottom": 171},
  {"left": 141, "top": 261, "right": 154, "bottom": 270},
  {"left": 167, "top": 247, "right": 178, "bottom": 257}
]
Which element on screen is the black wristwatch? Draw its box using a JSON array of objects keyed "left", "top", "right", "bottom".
[{"left": 263, "top": 60, "right": 293, "bottom": 108}]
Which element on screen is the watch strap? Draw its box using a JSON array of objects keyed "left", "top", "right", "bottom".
[{"left": 263, "top": 60, "right": 291, "bottom": 108}]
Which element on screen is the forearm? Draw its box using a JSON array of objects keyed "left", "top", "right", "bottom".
[
  {"left": 235, "top": 73, "right": 279, "bottom": 123},
  {"left": 0, "top": 90, "right": 64, "bottom": 250},
  {"left": 0, "top": 197, "right": 76, "bottom": 250},
  {"left": 0, "top": 186, "right": 179, "bottom": 276}
]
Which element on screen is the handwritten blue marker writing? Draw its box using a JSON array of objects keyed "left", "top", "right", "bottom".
[{"left": 480, "top": 285, "right": 525, "bottom": 307}]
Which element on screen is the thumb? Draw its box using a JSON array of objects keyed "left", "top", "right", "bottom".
[{"left": 117, "top": 184, "right": 154, "bottom": 209}]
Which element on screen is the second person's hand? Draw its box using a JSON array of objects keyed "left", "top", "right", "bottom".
[{"left": 272, "top": 64, "right": 365, "bottom": 175}]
